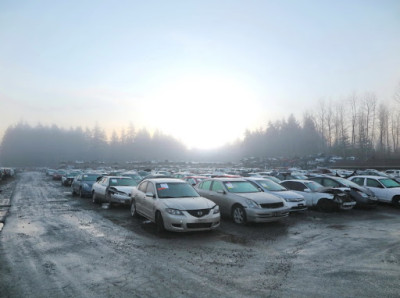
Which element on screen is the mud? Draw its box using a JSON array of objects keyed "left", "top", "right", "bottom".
[{"left": 0, "top": 172, "right": 399, "bottom": 297}]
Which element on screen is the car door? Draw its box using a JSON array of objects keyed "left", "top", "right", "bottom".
[
  {"left": 135, "top": 181, "right": 148, "bottom": 215},
  {"left": 143, "top": 182, "right": 157, "bottom": 220},
  {"left": 97, "top": 177, "right": 109, "bottom": 200},
  {"left": 209, "top": 181, "right": 230, "bottom": 215},
  {"left": 365, "top": 178, "right": 389, "bottom": 202}
]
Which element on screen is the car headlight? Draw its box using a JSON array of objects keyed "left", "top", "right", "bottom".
[
  {"left": 165, "top": 208, "right": 184, "bottom": 216},
  {"left": 246, "top": 199, "right": 261, "bottom": 209},
  {"left": 212, "top": 205, "right": 220, "bottom": 214},
  {"left": 358, "top": 191, "right": 369, "bottom": 198}
]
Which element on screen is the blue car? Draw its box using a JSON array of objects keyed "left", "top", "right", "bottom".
[{"left": 71, "top": 173, "right": 102, "bottom": 198}]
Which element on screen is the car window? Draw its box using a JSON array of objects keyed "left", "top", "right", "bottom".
[
  {"left": 379, "top": 178, "right": 400, "bottom": 188},
  {"left": 156, "top": 182, "right": 200, "bottom": 198},
  {"left": 223, "top": 181, "right": 260, "bottom": 193},
  {"left": 290, "top": 182, "right": 306, "bottom": 191},
  {"left": 366, "top": 178, "right": 382, "bottom": 188},
  {"left": 351, "top": 177, "right": 364, "bottom": 186},
  {"left": 199, "top": 180, "right": 212, "bottom": 190},
  {"left": 304, "top": 181, "right": 323, "bottom": 191},
  {"left": 323, "top": 179, "right": 340, "bottom": 188},
  {"left": 146, "top": 182, "right": 156, "bottom": 195},
  {"left": 82, "top": 174, "right": 100, "bottom": 181},
  {"left": 138, "top": 181, "right": 148, "bottom": 192},
  {"left": 310, "top": 177, "right": 323, "bottom": 184},
  {"left": 257, "top": 179, "right": 286, "bottom": 191},
  {"left": 211, "top": 181, "right": 224, "bottom": 192}
]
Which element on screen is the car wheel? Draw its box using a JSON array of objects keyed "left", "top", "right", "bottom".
[
  {"left": 392, "top": 196, "right": 400, "bottom": 208},
  {"left": 317, "top": 198, "right": 335, "bottom": 212},
  {"left": 92, "top": 192, "right": 98, "bottom": 204},
  {"left": 130, "top": 201, "right": 139, "bottom": 217},
  {"left": 156, "top": 212, "right": 165, "bottom": 233},
  {"left": 232, "top": 205, "right": 247, "bottom": 224}
]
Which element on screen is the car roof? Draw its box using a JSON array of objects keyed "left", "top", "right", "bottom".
[
  {"left": 281, "top": 179, "right": 310, "bottom": 183},
  {"left": 205, "top": 177, "right": 247, "bottom": 182},
  {"left": 141, "top": 178, "right": 188, "bottom": 184},
  {"left": 102, "top": 176, "right": 134, "bottom": 179},
  {"left": 349, "top": 175, "right": 391, "bottom": 179}
]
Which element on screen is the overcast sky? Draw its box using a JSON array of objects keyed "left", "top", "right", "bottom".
[{"left": 1, "top": 0, "right": 399, "bottom": 149}]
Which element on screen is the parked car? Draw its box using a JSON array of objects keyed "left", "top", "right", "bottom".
[
  {"left": 121, "top": 171, "right": 142, "bottom": 184},
  {"left": 183, "top": 176, "right": 208, "bottom": 186},
  {"left": 61, "top": 171, "right": 81, "bottom": 186},
  {"left": 280, "top": 180, "right": 356, "bottom": 211},
  {"left": 92, "top": 176, "right": 138, "bottom": 206},
  {"left": 195, "top": 178, "right": 290, "bottom": 224},
  {"left": 308, "top": 175, "right": 378, "bottom": 208},
  {"left": 273, "top": 172, "right": 308, "bottom": 181},
  {"left": 71, "top": 173, "right": 102, "bottom": 198},
  {"left": 130, "top": 178, "right": 220, "bottom": 232},
  {"left": 348, "top": 175, "right": 400, "bottom": 207},
  {"left": 52, "top": 169, "right": 66, "bottom": 180},
  {"left": 245, "top": 177, "right": 307, "bottom": 212}
]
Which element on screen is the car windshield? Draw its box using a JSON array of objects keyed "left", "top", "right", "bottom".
[
  {"left": 336, "top": 177, "right": 360, "bottom": 188},
  {"left": 224, "top": 181, "right": 260, "bottom": 193},
  {"left": 257, "top": 179, "right": 286, "bottom": 191},
  {"left": 379, "top": 178, "right": 400, "bottom": 188},
  {"left": 82, "top": 174, "right": 100, "bottom": 181},
  {"left": 304, "top": 181, "right": 323, "bottom": 191},
  {"left": 156, "top": 182, "right": 200, "bottom": 198},
  {"left": 110, "top": 178, "right": 137, "bottom": 186}
]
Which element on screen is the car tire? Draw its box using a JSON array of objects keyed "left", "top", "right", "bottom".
[
  {"left": 156, "top": 212, "right": 165, "bottom": 233},
  {"left": 232, "top": 205, "right": 247, "bottom": 224},
  {"left": 130, "top": 201, "right": 139, "bottom": 217},
  {"left": 317, "top": 198, "right": 335, "bottom": 212},
  {"left": 392, "top": 196, "right": 400, "bottom": 208},
  {"left": 92, "top": 192, "right": 98, "bottom": 204}
]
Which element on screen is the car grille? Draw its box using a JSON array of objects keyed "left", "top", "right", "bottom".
[
  {"left": 187, "top": 223, "right": 213, "bottom": 229},
  {"left": 260, "top": 202, "right": 284, "bottom": 209},
  {"left": 187, "top": 209, "right": 210, "bottom": 218}
]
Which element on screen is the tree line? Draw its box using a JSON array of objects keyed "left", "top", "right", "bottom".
[{"left": 1, "top": 88, "right": 400, "bottom": 166}]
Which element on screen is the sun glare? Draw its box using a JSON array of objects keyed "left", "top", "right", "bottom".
[{"left": 144, "top": 74, "right": 261, "bottom": 150}]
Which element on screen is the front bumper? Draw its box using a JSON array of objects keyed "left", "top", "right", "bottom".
[
  {"left": 110, "top": 193, "right": 131, "bottom": 205},
  {"left": 163, "top": 212, "right": 220, "bottom": 232},
  {"left": 285, "top": 201, "right": 308, "bottom": 212},
  {"left": 246, "top": 206, "right": 290, "bottom": 223}
]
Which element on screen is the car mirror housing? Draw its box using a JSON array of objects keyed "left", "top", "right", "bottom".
[
  {"left": 145, "top": 192, "right": 155, "bottom": 198},
  {"left": 217, "top": 190, "right": 226, "bottom": 194}
]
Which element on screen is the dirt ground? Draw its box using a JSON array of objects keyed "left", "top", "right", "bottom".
[{"left": 0, "top": 171, "right": 399, "bottom": 298}]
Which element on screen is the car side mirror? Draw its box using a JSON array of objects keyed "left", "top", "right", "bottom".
[
  {"left": 304, "top": 189, "right": 311, "bottom": 193},
  {"left": 217, "top": 190, "right": 226, "bottom": 194},
  {"left": 145, "top": 192, "right": 155, "bottom": 198}
]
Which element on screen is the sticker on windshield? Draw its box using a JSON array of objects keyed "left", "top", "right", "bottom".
[
  {"left": 157, "top": 183, "right": 169, "bottom": 191},
  {"left": 225, "top": 182, "right": 234, "bottom": 189},
  {"left": 111, "top": 179, "right": 118, "bottom": 183},
  {"left": 83, "top": 175, "right": 88, "bottom": 178}
]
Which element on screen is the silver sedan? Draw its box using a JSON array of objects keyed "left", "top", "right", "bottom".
[
  {"left": 130, "top": 178, "right": 220, "bottom": 232},
  {"left": 196, "top": 178, "right": 290, "bottom": 224}
]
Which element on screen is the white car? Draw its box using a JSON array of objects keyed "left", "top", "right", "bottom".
[
  {"left": 280, "top": 180, "right": 356, "bottom": 211},
  {"left": 348, "top": 175, "right": 400, "bottom": 207},
  {"left": 245, "top": 177, "right": 307, "bottom": 212},
  {"left": 92, "top": 176, "right": 138, "bottom": 205},
  {"left": 130, "top": 178, "right": 220, "bottom": 232}
]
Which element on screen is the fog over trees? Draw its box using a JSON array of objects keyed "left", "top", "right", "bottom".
[{"left": 1, "top": 90, "right": 400, "bottom": 167}]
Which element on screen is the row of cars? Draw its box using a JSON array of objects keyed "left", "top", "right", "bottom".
[{"left": 52, "top": 168, "right": 400, "bottom": 233}]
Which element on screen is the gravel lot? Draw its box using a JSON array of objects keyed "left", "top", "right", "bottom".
[{"left": 0, "top": 171, "right": 399, "bottom": 297}]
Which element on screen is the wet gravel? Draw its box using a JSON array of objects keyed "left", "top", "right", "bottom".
[{"left": 0, "top": 172, "right": 399, "bottom": 297}]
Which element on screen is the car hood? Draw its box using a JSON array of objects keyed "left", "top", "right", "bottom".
[
  {"left": 236, "top": 192, "right": 283, "bottom": 204},
  {"left": 270, "top": 190, "right": 304, "bottom": 200},
  {"left": 110, "top": 186, "right": 137, "bottom": 194},
  {"left": 162, "top": 197, "right": 216, "bottom": 210}
]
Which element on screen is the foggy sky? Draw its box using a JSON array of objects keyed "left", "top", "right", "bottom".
[{"left": 1, "top": 0, "right": 400, "bottom": 149}]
